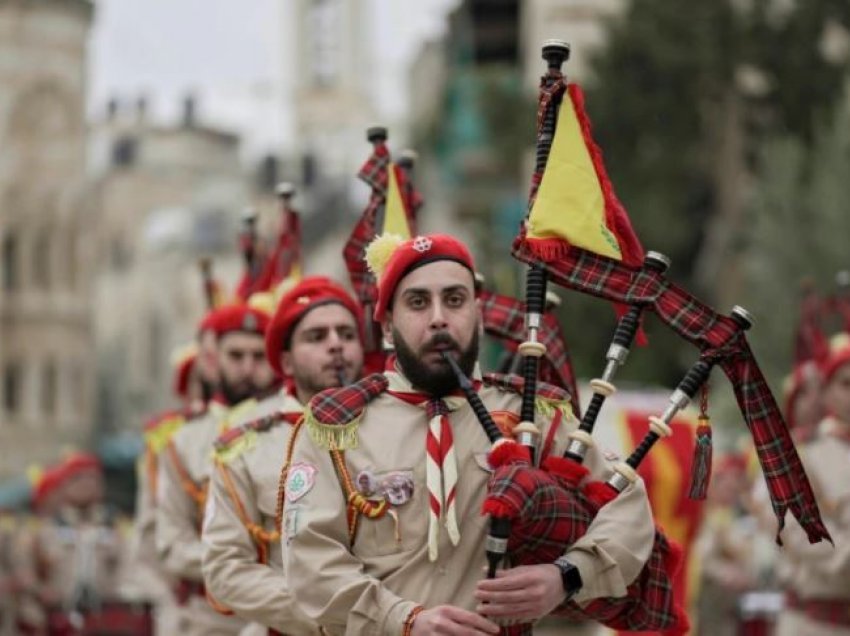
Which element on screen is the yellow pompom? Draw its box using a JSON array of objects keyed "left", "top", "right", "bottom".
[
  {"left": 365, "top": 233, "right": 405, "bottom": 279},
  {"left": 830, "top": 332, "right": 850, "bottom": 354},
  {"left": 247, "top": 291, "right": 276, "bottom": 317},
  {"left": 26, "top": 464, "right": 43, "bottom": 486}
]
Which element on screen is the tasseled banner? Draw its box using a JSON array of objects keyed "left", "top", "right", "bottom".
[{"left": 688, "top": 385, "right": 713, "bottom": 500}]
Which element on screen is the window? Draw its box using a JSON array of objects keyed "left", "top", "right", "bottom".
[
  {"left": 33, "top": 231, "right": 51, "bottom": 289},
  {"left": 42, "top": 360, "right": 56, "bottom": 416},
  {"left": 3, "top": 362, "right": 21, "bottom": 414},
  {"left": 2, "top": 233, "right": 18, "bottom": 292}
]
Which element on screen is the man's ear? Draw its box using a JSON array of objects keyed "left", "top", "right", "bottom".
[
  {"left": 281, "top": 351, "right": 294, "bottom": 378},
  {"left": 382, "top": 316, "right": 394, "bottom": 346}
]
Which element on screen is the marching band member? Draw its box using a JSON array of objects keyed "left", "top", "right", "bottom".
[
  {"left": 202, "top": 277, "right": 365, "bottom": 635},
  {"left": 156, "top": 303, "right": 274, "bottom": 636},
  {"left": 282, "top": 233, "right": 654, "bottom": 635}
]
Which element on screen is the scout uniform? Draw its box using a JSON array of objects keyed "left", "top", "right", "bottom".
[
  {"left": 283, "top": 368, "right": 654, "bottom": 634},
  {"left": 283, "top": 234, "right": 655, "bottom": 635},
  {"left": 156, "top": 400, "right": 253, "bottom": 636},
  {"left": 202, "top": 392, "right": 314, "bottom": 636},
  {"left": 156, "top": 302, "right": 272, "bottom": 636},
  {"left": 129, "top": 344, "right": 200, "bottom": 634},
  {"left": 14, "top": 454, "right": 128, "bottom": 634},
  {"left": 202, "top": 276, "right": 365, "bottom": 636}
]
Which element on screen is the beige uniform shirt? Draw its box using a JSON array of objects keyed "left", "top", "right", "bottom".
[
  {"left": 203, "top": 391, "right": 320, "bottom": 634},
  {"left": 131, "top": 412, "right": 185, "bottom": 602},
  {"left": 157, "top": 401, "right": 255, "bottom": 636},
  {"left": 773, "top": 424, "right": 850, "bottom": 599},
  {"left": 284, "top": 372, "right": 655, "bottom": 635},
  {"left": 156, "top": 404, "right": 226, "bottom": 581}
]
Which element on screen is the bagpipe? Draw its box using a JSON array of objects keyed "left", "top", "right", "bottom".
[
  {"left": 460, "top": 38, "right": 831, "bottom": 635},
  {"left": 343, "top": 126, "right": 421, "bottom": 371}
]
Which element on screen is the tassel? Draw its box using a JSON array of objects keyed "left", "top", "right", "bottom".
[{"left": 688, "top": 385, "right": 713, "bottom": 499}]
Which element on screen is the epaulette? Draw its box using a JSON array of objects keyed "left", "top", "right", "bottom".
[
  {"left": 213, "top": 412, "right": 289, "bottom": 464},
  {"left": 143, "top": 411, "right": 187, "bottom": 454},
  {"left": 483, "top": 373, "right": 574, "bottom": 420},
  {"left": 304, "top": 373, "right": 389, "bottom": 450}
]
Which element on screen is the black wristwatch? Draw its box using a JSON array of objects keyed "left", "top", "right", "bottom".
[{"left": 553, "top": 557, "right": 583, "bottom": 601}]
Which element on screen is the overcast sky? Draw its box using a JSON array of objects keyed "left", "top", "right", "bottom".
[{"left": 88, "top": 0, "right": 458, "bottom": 159}]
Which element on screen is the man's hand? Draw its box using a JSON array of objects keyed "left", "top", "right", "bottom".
[
  {"left": 474, "top": 564, "right": 565, "bottom": 622},
  {"left": 410, "top": 605, "right": 500, "bottom": 635}
]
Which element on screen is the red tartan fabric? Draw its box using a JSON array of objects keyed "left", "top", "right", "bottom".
[
  {"left": 484, "top": 461, "right": 686, "bottom": 632},
  {"left": 479, "top": 290, "right": 580, "bottom": 415},
  {"left": 482, "top": 373, "right": 569, "bottom": 405},
  {"left": 308, "top": 373, "right": 389, "bottom": 425},
  {"left": 255, "top": 209, "right": 301, "bottom": 292},
  {"left": 512, "top": 237, "right": 831, "bottom": 545}
]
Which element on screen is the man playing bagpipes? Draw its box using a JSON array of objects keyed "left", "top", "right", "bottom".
[
  {"left": 156, "top": 302, "right": 275, "bottom": 636},
  {"left": 202, "top": 277, "right": 366, "bottom": 636},
  {"left": 281, "top": 232, "right": 655, "bottom": 635}
]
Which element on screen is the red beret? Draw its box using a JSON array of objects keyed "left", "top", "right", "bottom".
[
  {"left": 33, "top": 453, "right": 101, "bottom": 509},
  {"left": 367, "top": 234, "right": 475, "bottom": 322},
  {"left": 202, "top": 303, "right": 270, "bottom": 339},
  {"left": 33, "top": 465, "right": 64, "bottom": 510},
  {"left": 265, "top": 276, "right": 362, "bottom": 377},
  {"left": 60, "top": 453, "right": 102, "bottom": 479}
]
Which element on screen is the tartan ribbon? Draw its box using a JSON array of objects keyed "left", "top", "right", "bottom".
[
  {"left": 344, "top": 141, "right": 422, "bottom": 327},
  {"left": 308, "top": 373, "right": 389, "bottom": 427},
  {"left": 479, "top": 289, "right": 580, "bottom": 415},
  {"left": 256, "top": 209, "right": 301, "bottom": 292},
  {"left": 512, "top": 238, "right": 831, "bottom": 544}
]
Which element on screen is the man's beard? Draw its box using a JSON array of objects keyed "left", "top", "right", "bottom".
[
  {"left": 220, "top": 376, "right": 258, "bottom": 405},
  {"left": 393, "top": 328, "right": 478, "bottom": 397}
]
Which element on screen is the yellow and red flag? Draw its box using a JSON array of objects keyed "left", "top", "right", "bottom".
[{"left": 525, "top": 84, "right": 643, "bottom": 268}]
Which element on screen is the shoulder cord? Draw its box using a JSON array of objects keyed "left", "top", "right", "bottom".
[{"left": 165, "top": 440, "right": 208, "bottom": 523}]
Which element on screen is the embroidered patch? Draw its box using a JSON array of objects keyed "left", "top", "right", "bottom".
[
  {"left": 412, "top": 236, "right": 433, "bottom": 253},
  {"left": 378, "top": 470, "right": 414, "bottom": 506},
  {"left": 286, "top": 462, "right": 318, "bottom": 502}
]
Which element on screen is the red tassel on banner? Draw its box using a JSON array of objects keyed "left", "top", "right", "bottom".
[{"left": 688, "top": 386, "right": 713, "bottom": 500}]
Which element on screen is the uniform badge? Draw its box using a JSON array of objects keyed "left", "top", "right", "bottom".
[
  {"left": 378, "top": 470, "right": 414, "bottom": 506},
  {"left": 284, "top": 505, "right": 300, "bottom": 544},
  {"left": 286, "top": 462, "right": 317, "bottom": 502},
  {"left": 356, "top": 470, "right": 378, "bottom": 497},
  {"left": 412, "top": 236, "right": 433, "bottom": 253}
]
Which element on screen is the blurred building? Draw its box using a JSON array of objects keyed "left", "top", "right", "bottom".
[
  {"left": 0, "top": 0, "right": 96, "bottom": 478},
  {"left": 90, "top": 96, "right": 270, "bottom": 432}
]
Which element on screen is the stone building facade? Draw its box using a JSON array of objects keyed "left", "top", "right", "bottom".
[{"left": 0, "top": 0, "right": 96, "bottom": 478}]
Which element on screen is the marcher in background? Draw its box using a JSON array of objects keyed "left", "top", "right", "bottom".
[
  {"left": 759, "top": 334, "right": 850, "bottom": 636},
  {"left": 129, "top": 341, "right": 208, "bottom": 635},
  {"left": 156, "top": 302, "right": 273, "bottom": 636},
  {"left": 203, "top": 277, "right": 365, "bottom": 635},
  {"left": 14, "top": 454, "right": 127, "bottom": 635}
]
